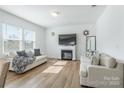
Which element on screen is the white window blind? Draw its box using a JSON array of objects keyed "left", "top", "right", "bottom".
[
  {"left": 3, "top": 24, "right": 22, "bottom": 53},
  {"left": 24, "top": 29, "right": 35, "bottom": 50}
]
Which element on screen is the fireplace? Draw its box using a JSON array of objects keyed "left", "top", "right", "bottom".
[{"left": 61, "top": 50, "right": 73, "bottom": 60}]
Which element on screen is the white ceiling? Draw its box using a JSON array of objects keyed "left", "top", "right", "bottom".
[{"left": 0, "top": 5, "right": 106, "bottom": 28}]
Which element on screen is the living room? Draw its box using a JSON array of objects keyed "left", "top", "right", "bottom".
[{"left": 0, "top": 4, "right": 124, "bottom": 89}]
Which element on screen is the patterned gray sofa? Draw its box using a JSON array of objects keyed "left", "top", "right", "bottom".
[
  {"left": 7, "top": 50, "right": 47, "bottom": 73},
  {"left": 9, "top": 55, "right": 47, "bottom": 73}
]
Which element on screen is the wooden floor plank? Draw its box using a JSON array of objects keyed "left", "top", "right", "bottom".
[{"left": 5, "top": 59, "right": 81, "bottom": 88}]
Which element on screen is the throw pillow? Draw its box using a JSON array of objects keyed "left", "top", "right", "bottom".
[
  {"left": 26, "top": 51, "right": 34, "bottom": 58},
  {"left": 22, "top": 50, "right": 28, "bottom": 57},
  {"left": 105, "top": 58, "right": 117, "bottom": 68},
  {"left": 17, "top": 50, "right": 27, "bottom": 57},
  {"left": 34, "top": 49, "right": 41, "bottom": 56},
  {"left": 100, "top": 53, "right": 117, "bottom": 68},
  {"left": 100, "top": 53, "right": 110, "bottom": 66},
  {"left": 17, "top": 51, "right": 22, "bottom": 56},
  {"left": 91, "top": 53, "right": 100, "bottom": 65}
]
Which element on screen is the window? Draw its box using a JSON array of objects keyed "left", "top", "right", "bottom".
[
  {"left": 24, "top": 30, "right": 35, "bottom": 50},
  {"left": 2, "top": 24, "right": 36, "bottom": 53},
  {"left": 3, "top": 24, "right": 22, "bottom": 53}
]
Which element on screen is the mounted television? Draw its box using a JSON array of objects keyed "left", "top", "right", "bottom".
[{"left": 59, "top": 34, "right": 76, "bottom": 45}]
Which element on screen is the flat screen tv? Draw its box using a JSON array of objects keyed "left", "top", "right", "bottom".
[{"left": 59, "top": 34, "right": 76, "bottom": 45}]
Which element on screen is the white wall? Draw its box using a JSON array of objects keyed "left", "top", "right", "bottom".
[
  {"left": 0, "top": 9, "right": 46, "bottom": 56},
  {"left": 46, "top": 24, "right": 96, "bottom": 60},
  {"left": 96, "top": 6, "right": 124, "bottom": 60}
]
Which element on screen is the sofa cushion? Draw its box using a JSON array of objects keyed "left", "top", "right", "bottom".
[
  {"left": 100, "top": 53, "right": 117, "bottom": 68},
  {"left": 34, "top": 49, "right": 41, "bottom": 56},
  {"left": 91, "top": 53, "right": 100, "bottom": 65},
  {"left": 35, "top": 55, "right": 46, "bottom": 62}
]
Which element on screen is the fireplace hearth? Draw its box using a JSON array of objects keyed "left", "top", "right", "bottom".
[{"left": 61, "top": 50, "right": 72, "bottom": 60}]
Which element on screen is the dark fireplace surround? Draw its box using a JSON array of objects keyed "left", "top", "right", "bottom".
[{"left": 61, "top": 50, "right": 73, "bottom": 60}]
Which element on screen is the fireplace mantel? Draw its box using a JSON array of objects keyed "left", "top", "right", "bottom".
[{"left": 59, "top": 45, "right": 76, "bottom": 60}]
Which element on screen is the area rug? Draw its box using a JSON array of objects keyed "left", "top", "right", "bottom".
[
  {"left": 42, "top": 66, "right": 63, "bottom": 73},
  {"left": 53, "top": 61, "right": 67, "bottom": 66}
]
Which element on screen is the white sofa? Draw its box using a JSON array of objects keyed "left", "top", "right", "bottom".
[
  {"left": 9, "top": 55, "right": 47, "bottom": 72},
  {"left": 80, "top": 53, "right": 124, "bottom": 88}
]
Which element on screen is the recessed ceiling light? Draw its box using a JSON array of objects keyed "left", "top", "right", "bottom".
[{"left": 51, "top": 11, "right": 60, "bottom": 17}]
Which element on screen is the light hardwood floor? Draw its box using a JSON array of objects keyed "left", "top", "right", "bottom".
[{"left": 5, "top": 59, "right": 81, "bottom": 88}]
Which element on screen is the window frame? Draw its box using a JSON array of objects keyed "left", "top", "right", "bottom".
[
  {"left": 2, "top": 23, "right": 36, "bottom": 54},
  {"left": 2, "top": 23, "right": 22, "bottom": 54},
  {"left": 23, "top": 29, "right": 36, "bottom": 50}
]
